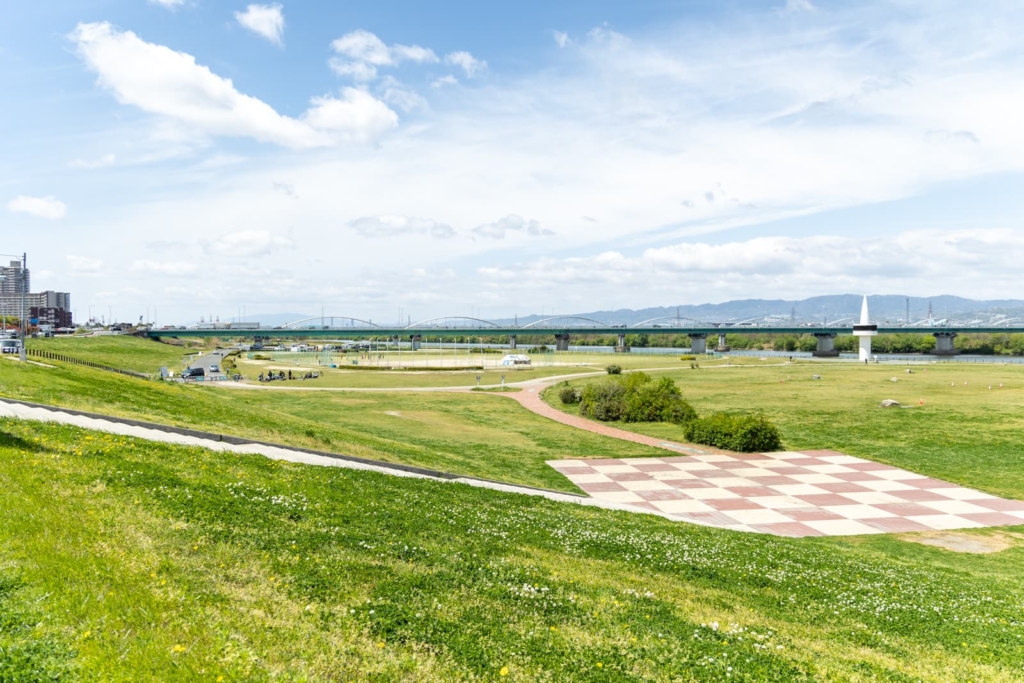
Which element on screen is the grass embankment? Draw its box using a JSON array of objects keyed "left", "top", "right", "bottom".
[
  {"left": 545, "top": 362, "right": 1024, "bottom": 499},
  {"left": 29, "top": 336, "right": 206, "bottom": 374},
  {"left": 2, "top": 419, "right": 1023, "bottom": 681},
  {"left": 0, "top": 360, "right": 673, "bottom": 492}
]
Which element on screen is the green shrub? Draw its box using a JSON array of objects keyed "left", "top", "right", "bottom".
[
  {"left": 679, "top": 354, "right": 696, "bottom": 361},
  {"left": 558, "top": 384, "right": 582, "bottom": 405},
  {"left": 579, "top": 379, "right": 626, "bottom": 421},
  {"left": 685, "top": 413, "right": 782, "bottom": 453},
  {"left": 623, "top": 377, "right": 696, "bottom": 424},
  {"left": 606, "top": 364, "right": 622, "bottom": 375}
]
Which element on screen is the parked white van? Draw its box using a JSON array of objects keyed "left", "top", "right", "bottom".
[{"left": 1, "top": 339, "right": 21, "bottom": 354}]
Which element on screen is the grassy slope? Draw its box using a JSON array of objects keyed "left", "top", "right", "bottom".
[
  {"left": 0, "top": 360, "right": 673, "bottom": 492},
  {"left": 2, "top": 419, "right": 1023, "bottom": 682},
  {"left": 29, "top": 336, "right": 205, "bottom": 374},
  {"left": 544, "top": 362, "right": 1024, "bottom": 499}
]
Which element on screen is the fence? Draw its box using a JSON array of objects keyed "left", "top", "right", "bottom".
[{"left": 26, "top": 348, "right": 150, "bottom": 379}]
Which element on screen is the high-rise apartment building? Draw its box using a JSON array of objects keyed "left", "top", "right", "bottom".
[{"left": 0, "top": 260, "right": 29, "bottom": 295}]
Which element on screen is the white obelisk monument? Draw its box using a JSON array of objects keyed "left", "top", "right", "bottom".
[{"left": 852, "top": 295, "right": 878, "bottom": 362}]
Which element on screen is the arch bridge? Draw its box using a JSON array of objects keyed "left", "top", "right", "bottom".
[{"left": 148, "top": 314, "right": 1024, "bottom": 357}]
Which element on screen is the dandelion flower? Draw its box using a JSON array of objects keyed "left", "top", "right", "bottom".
[
  {"left": 500, "top": 666, "right": 509, "bottom": 676},
  {"left": 172, "top": 644, "right": 186, "bottom": 653}
]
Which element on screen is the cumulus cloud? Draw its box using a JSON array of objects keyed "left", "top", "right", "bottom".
[
  {"left": 7, "top": 195, "right": 67, "bottom": 220},
  {"left": 66, "top": 255, "right": 103, "bottom": 275},
  {"left": 131, "top": 259, "right": 198, "bottom": 275},
  {"left": 478, "top": 230, "right": 1024, "bottom": 301},
  {"left": 553, "top": 31, "right": 571, "bottom": 48},
  {"left": 235, "top": 4, "right": 285, "bottom": 46},
  {"left": 69, "top": 153, "right": 116, "bottom": 169},
  {"left": 70, "top": 22, "right": 397, "bottom": 148},
  {"left": 445, "top": 51, "right": 486, "bottom": 77},
  {"left": 329, "top": 29, "right": 438, "bottom": 81},
  {"left": 208, "top": 230, "right": 294, "bottom": 256},
  {"left": 348, "top": 215, "right": 455, "bottom": 238},
  {"left": 473, "top": 215, "right": 553, "bottom": 239}
]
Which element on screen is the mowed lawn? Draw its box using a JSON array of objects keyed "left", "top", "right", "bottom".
[
  {"left": 544, "top": 361, "right": 1024, "bottom": 500},
  {"left": 0, "top": 359, "right": 673, "bottom": 492},
  {"left": 2, "top": 419, "right": 1024, "bottom": 682},
  {"left": 29, "top": 335, "right": 208, "bottom": 374}
]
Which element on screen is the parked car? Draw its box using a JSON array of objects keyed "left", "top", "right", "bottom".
[
  {"left": 0, "top": 339, "right": 21, "bottom": 354},
  {"left": 182, "top": 367, "right": 205, "bottom": 378}
]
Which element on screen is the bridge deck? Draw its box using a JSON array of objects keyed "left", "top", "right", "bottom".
[{"left": 146, "top": 326, "right": 1024, "bottom": 339}]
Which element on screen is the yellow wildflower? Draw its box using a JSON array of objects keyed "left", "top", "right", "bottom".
[{"left": 499, "top": 666, "right": 509, "bottom": 676}]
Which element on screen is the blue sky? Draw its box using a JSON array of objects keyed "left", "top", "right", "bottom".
[{"left": 3, "top": 0, "right": 1024, "bottom": 324}]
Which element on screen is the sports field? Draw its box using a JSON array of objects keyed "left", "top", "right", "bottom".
[{"left": 1, "top": 337, "right": 1023, "bottom": 680}]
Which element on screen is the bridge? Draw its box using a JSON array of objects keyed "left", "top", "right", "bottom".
[{"left": 146, "top": 314, "right": 1024, "bottom": 357}]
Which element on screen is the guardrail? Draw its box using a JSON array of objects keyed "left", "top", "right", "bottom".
[{"left": 26, "top": 348, "right": 150, "bottom": 379}]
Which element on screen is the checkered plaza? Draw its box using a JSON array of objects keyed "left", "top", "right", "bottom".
[{"left": 549, "top": 450, "right": 1024, "bottom": 537}]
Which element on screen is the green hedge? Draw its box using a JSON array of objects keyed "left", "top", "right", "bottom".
[{"left": 685, "top": 413, "right": 783, "bottom": 453}]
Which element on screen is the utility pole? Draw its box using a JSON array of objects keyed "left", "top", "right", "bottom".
[{"left": 20, "top": 253, "right": 27, "bottom": 361}]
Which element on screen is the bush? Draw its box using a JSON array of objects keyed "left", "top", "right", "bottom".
[
  {"left": 558, "top": 384, "right": 582, "bottom": 405},
  {"left": 579, "top": 379, "right": 626, "bottom": 421},
  {"left": 685, "top": 413, "right": 782, "bottom": 453},
  {"left": 623, "top": 376, "right": 696, "bottom": 425},
  {"left": 606, "top": 364, "right": 622, "bottom": 375},
  {"left": 679, "top": 354, "right": 696, "bottom": 361}
]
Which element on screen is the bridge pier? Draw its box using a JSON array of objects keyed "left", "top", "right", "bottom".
[
  {"left": 508, "top": 334, "right": 517, "bottom": 350},
  {"left": 410, "top": 334, "right": 422, "bottom": 351},
  {"left": 615, "top": 333, "right": 630, "bottom": 353},
  {"left": 932, "top": 332, "right": 959, "bottom": 356},
  {"left": 715, "top": 332, "right": 730, "bottom": 352},
  {"left": 554, "top": 333, "right": 571, "bottom": 352},
  {"left": 811, "top": 332, "right": 840, "bottom": 357},
  {"left": 689, "top": 333, "right": 708, "bottom": 354}
]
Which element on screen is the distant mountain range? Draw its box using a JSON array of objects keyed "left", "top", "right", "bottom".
[
  {"left": 248, "top": 296, "right": 1024, "bottom": 328},
  {"left": 495, "top": 295, "right": 1024, "bottom": 327}
]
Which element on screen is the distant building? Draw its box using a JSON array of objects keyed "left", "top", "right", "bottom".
[
  {"left": 0, "top": 260, "right": 29, "bottom": 295},
  {"left": 0, "top": 258, "right": 74, "bottom": 326}
]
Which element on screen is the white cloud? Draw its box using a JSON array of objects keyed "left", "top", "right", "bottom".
[
  {"left": 131, "top": 259, "right": 199, "bottom": 275},
  {"left": 7, "top": 195, "right": 67, "bottom": 220},
  {"left": 553, "top": 31, "right": 571, "bottom": 48},
  {"left": 473, "top": 215, "right": 553, "bottom": 239},
  {"left": 445, "top": 51, "right": 486, "bottom": 77},
  {"left": 377, "top": 77, "right": 428, "bottom": 112},
  {"left": 208, "top": 230, "right": 294, "bottom": 256},
  {"left": 431, "top": 74, "right": 458, "bottom": 88},
  {"left": 66, "top": 255, "right": 104, "bottom": 275},
  {"left": 348, "top": 215, "right": 455, "bottom": 238},
  {"left": 478, "top": 230, "right": 1024, "bottom": 303},
  {"left": 70, "top": 22, "right": 397, "bottom": 148},
  {"left": 781, "top": 0, "right": 816, "bottom": 13},
  {"left": 329, "top": 29, "right": 438, "bottom": 82},
  {"left": 69, "top": 153, "right": 116, "bottom": 169},
  {"left": 235, "top": 4, "right": 285, "bottom": 46},
  {"left": 149, "top": 0, "right": 186, "bottom": 8}
]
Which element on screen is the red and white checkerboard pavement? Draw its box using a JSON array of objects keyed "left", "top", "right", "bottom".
[{"left": 548, "top": 451, "right": 1024, "bottom": 537}]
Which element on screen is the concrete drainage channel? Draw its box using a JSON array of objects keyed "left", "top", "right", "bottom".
[{"left": 0, "top": 397, "right": 706, "bottom": 525}]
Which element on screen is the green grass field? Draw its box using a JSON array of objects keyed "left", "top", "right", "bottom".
[
  {"left": 0, "top": 359, "right": 676, "bottom": 492},
  {"left": 542, "top": 362, "right": 1024, "bottom": 500},
  {"left": 3, "top": 338, "right": 1024, "bottom": 680},
  {"left": 29, "top": 335, "right": 210, "bottom": 374},
  {"left": 2, "top": 419, "right": 1023, "bottom": 681}
]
